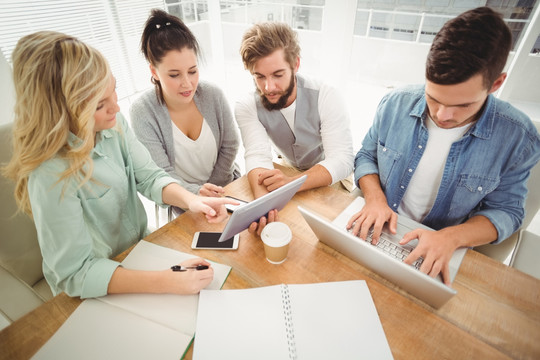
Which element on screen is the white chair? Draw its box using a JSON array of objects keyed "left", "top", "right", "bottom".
[
  {"left": 0, "top": 123, "right": 53, "bottom": 329},
  {"left": 154, "top": 203, "right": 173, "bottom": 229},
  {"left": 509, "top": 228, "right": 540, "bottom": 279}
]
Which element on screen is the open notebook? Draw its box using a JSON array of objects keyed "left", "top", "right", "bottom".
[
  {"left": 193, "top": 280, "right": 393, "bottom": 359},
  {"left": 32, "top": 240, "right": 231, "bottom": 360}
]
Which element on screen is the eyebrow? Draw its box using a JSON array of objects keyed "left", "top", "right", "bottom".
[
  {"left": 253, "top": 69, "right": 286, "bottom": 77},
  {"left": 167, "top": 65, "right": 198, "bottom": 72},
  {"left": 425, "top": 92, "right": 476, "bottom": 107}
]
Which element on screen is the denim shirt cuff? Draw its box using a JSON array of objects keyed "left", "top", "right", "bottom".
[
  {"left": 473, "top": 210, "right": 517, "bottom": 244},
  {"left": 354, "top": 163, "right": 380, "bottom": 186}
]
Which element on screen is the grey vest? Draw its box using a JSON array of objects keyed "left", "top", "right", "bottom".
[{"left": 255, "top": 74, "right": 324, "bottom": 170}]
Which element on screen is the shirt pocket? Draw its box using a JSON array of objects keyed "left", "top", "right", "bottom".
[
  {"left": 377, "top": 141, "right": 401, "bottom": 187},
  {"left": 449, "top": 174, "right": 500, "bottom": 218},
  {"left": 82, "top": 184, "right": 111, "bottom": 201}
]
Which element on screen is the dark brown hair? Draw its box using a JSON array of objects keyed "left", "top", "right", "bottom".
[
  {"left": 140, "top": 9, "right": 200, "bottom": 103},
  {"left": 426, "top": 7, "right": 512, "bottom": 89}
]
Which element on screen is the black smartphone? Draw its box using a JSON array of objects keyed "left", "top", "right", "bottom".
[{"left": 191, "top": 232, "right": 239, "bottom": 250}]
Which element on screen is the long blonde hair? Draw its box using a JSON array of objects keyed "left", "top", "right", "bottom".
[{"left": 2, "top": 31, "right": 112, "bottom": 215}]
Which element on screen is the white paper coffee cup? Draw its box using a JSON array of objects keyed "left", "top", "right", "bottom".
[{"left": 261, "top": 222, "right": 292, "bottom": 264}]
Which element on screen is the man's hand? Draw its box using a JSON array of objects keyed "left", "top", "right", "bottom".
[
  {"left": 248, "top": 209, "right": 279, "bottom": 237},
  {"left": 258, "top": 169, "right": 292, "bottom": 192},
  {"left": 400, "top": 229, "right": 457, "bottom": 286},
  {"left": 346, "top": 200, "right": 398, "bottom": 243}
]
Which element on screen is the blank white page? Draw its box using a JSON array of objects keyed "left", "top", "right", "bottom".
[
  {"left": 194, "top": 286, "right": 289, "bottom": 360},
  {"left": 99, "top": 240, "right": 231, "bottom": 335},
  {"left": 32, "top": 299, "right": 192, "bottom": 360},
  {"left": 290, "top": 281, "right": 393, "bottom": 359}
]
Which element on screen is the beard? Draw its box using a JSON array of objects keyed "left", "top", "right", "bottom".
[{"left": 258, "top": 73, "right": 296, "bottom": 111}]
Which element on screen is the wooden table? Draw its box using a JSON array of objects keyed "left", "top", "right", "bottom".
[{"left": 2, "top": 174, "right": 540, "bottom": 359}]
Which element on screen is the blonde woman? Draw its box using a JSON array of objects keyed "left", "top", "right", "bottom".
[{"left": 3, "top": 31, "right": 236, "bottom": 298}]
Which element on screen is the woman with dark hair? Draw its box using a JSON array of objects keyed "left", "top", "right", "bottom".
[{"left": 130, "top": 9, "right": 240, "bottom": 208}]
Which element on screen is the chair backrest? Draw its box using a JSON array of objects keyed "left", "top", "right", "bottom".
[
  {"left": 506, "top": 120, "right": 540, "bottom": 277},
  {"left": 0, "top": 123, "right": 45, "bottom": 288},
  {"left": 521, "top": 120, "right": 540, "bottom": 230}
]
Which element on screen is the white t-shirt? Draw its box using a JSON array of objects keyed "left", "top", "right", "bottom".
[
  {"left": 172, "top": 119, "right": 217, "bottom": 185},
  {"left": 398, "top": 116, "right": 473, "bottom": 222},
  {"left": 280, "top": 100, "right": 296, "bottom": 132}
]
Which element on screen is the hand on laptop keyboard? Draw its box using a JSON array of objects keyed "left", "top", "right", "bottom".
[{"left": 347, "top": 227, "right": 424, "bottom": 270}]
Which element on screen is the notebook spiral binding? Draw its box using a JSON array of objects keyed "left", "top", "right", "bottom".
[{"left": 281, "top": 284, "right": 297, "bottom": 360}]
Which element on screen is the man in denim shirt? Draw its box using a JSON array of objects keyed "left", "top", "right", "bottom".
[{"left": 348, "top": 7, "right": 540, "bottom": 285}]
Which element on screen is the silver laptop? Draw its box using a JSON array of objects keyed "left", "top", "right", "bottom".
[{"left": 298, "top": 197, "right": 467, "bottom": 308}]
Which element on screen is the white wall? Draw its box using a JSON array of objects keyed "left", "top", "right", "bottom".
[
  {"left": 0, "top": 52, "right": 15, "bottom": 125},
  {"left": 350, "top": 37, "right": 430, "bottom": 87},
  {"left": 504, "top": 55, "right": 540, "bottom": 105}
]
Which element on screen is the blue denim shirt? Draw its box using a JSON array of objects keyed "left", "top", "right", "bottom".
[{"left": 354, "top": 85, "right": 540, "bottom": 243}]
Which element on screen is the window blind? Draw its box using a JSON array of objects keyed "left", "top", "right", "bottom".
[{"left": 0, "top": 0, "right": 165, "bottom": 100}]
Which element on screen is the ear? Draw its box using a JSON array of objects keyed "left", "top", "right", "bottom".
[
  {"left": 150, "top": 64, "right": 159, "bottom": 82},
  {"left": 293, "top": 56, "right": 300, "bottom": 73},
  {"left": 489, "top": 73, "right": 507, "bottom": 93}
]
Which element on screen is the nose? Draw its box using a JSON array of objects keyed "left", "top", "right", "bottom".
[
  {"left": 108, "top": 101, "right": 120, "bottom": 114},
  {"left": 436, "top": 105, "right": 454, "bottom": 121},
  {"left": 179, "top": 74, "right": 190, "bottom": 88},
  {"left": 264, "top": 78, "right": 276, "bottom": 92}
]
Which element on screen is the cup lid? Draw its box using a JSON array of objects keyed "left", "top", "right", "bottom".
[{"left": 261, "top": 222, "right": 292, "bottom": 247}]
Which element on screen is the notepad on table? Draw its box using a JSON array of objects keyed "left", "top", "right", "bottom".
[
  {"left": 32, "top": 240, "right": 231, "bottom": 360},
  {"left": 193, "top": 280, "right": 393, "bottom": 359}
]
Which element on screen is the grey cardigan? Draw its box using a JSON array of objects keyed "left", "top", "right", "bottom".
[{"left": 130, "top": 81, "right": 240, "bottom": 194}]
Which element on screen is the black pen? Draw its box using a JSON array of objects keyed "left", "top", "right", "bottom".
[{"left": 171, "top": 265, "right": 209, "bottom": 272}]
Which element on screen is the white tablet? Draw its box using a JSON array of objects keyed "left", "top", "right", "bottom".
[{"left": 218, "top": 175, "right": 307, "bottom": 242}]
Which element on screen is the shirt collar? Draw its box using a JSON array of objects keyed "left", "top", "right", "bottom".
[
  {"left": 67, "top": 128, "right": 115, "bottom": 158},
  {"left": 410, "top": 90, "right": 495, "bottom": 140}
]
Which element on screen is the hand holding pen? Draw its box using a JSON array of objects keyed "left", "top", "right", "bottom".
[
  {"left": 170, "top": 258, "right": 213, "bottom": 294},
  {"left": 171, "top": 264, "right": 209, "bottom": 271}
]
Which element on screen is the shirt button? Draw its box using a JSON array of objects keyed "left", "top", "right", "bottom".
[
  {"left": 478, "top": 186, "right": 483, "bottom": 191},
  {"left": 393, "top": 204, "right": 397, "bottom": 207},
  {"left": 400, "top": 185, "right": 405, "bottom": 189},
  {"left": 418, "top": 145, "right": 422, "bottom": 149},
  {"left": 383, "top": 148, "right": 387, "bottom": 152},
  {"left": 408, "top": 168, "right": 413, "bottom": 172}
]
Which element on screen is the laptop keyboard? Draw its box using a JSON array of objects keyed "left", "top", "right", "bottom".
[{"left": 349, "top": 228, "right": 424, "bottom": 270}]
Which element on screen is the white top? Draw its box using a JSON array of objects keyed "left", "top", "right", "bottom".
[
  {"left": 279, "top": 100, "right": 296, "bottom": 132},
  {"left": 234, "top": 75, "right": 354, "bottom": 184},
  {"left": 172, "top": 119, "right": 217, "bottom": 185},
  {"left": 398, "top": 116, "right": 473, "bottom": 222}
]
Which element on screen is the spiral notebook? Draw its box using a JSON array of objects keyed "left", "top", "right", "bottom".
[
  {"left": 193, "top": 280, "right": 393, "bottom": 359},
  {"left": 32, "top": 240, "right": 231, "bottom": 360}
]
